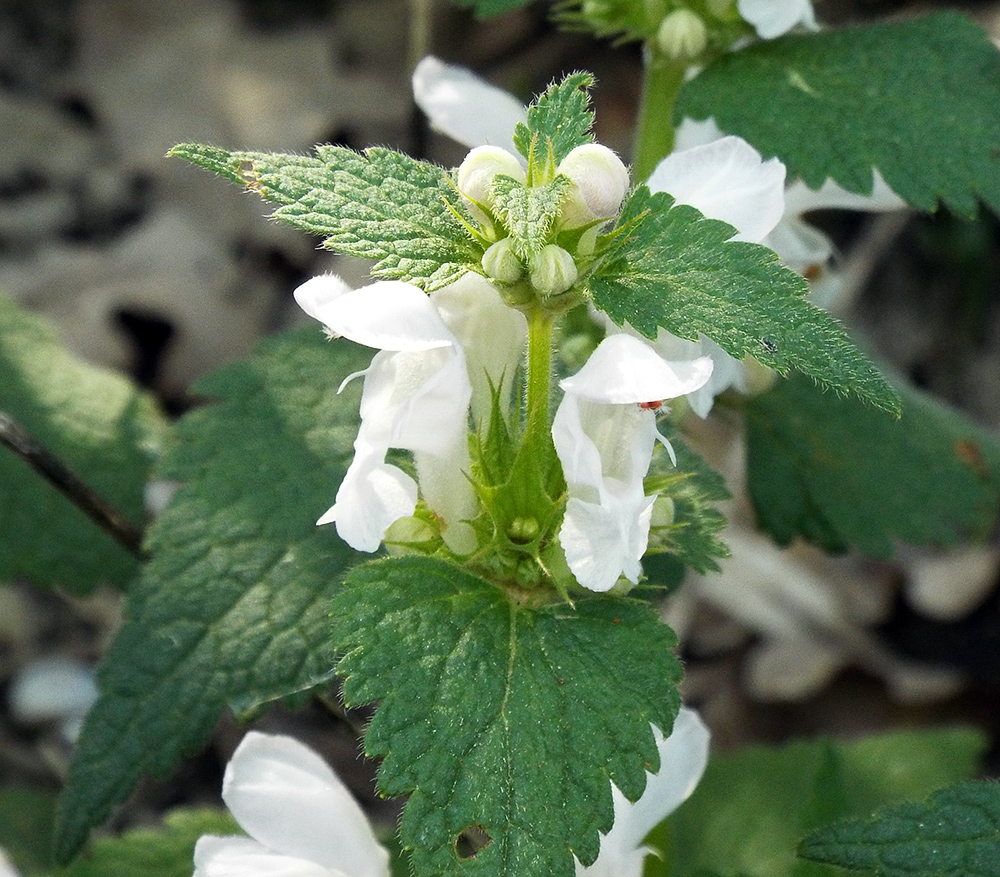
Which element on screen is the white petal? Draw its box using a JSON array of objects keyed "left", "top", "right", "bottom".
[
  {"left": 783, "top": 170, "right": 906, "bottom": 216},
  {"left": 578, "top": 708, "right": 710, "bottom": 877},
  {"left": 194, "top": 837, "right": 338, "bottom": 877},
  {"left": 415, "top": 439, "right": 479, "bottom": 555},
  {"left": 412, "top": 55, "right": 527, "bottom": 154},
  {"left": 430, "top": 273, "right": 527, "bottom": 428},
  {"left": 672, "top": 117, "right": 725, "bottom": 152},
  {"left": 293, "top": 275, "right": 353, "bottom": 325},
  {"left": 318, "top": 451, "right": 418, "bottom": 552},
  {"left": 560, "top": 335, "right": 713, "bottom": 405},
  {"left": 737, "top": 0, "right": 817, "bottom": 39},
  {"left": 314, "top": 282, "right": 455, "bottom": 352},
  {"left": 223, "top": 733, "right": 389, "bottom": 877},
  {"left": 646, "top": 136, "right": 786, "bottom": 243},
  {"left": 0, "top": 846, "right": 21, "bottom": 877},
  {"left": 559, "top": 494, "right": 654, "bottom": 592}
]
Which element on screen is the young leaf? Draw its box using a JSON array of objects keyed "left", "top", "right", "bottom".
[
  {"left": 0, "top": 294, "right": 167, "bottom": 593},
  {"left": 168, "top": 144, "right": 482, "bottom": 289},
  {"left": 590, "top": 188, "right": 898, "bottom": 413},
  {"left": 677, "top": 12, "right": 1000, "bottom": 216},
  {"left": 54, "top": 329, "right": 369, "bottom": 862},
  {"left": 331, "top": 555, "right": 683, "bottom": 877},
  {"left": 665, "top": 727, "right": 986, "bottom": 877},
  {"left": 492, "top": 174, "right": 571, "bottom": 259},
  {"left": 800, "top": 781, "right": 1000, "bottom": 877},
  {"left": 512, "top": 72, "right": 595, "bottom": 165},
  {"left": 745, "top": 372, "right": 1000, "bottom": 557},
  {"left": 50, "top": 808, "right": 239, "bottom": 877}
]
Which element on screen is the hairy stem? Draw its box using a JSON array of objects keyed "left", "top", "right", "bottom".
[
  {"left": 524, "top": 307, "right": 555, "bottom": 444},
  {"left": 633, "top": 48, "right": 687, "bottom": 182},
  {"left": 0, "top": 408, "right": 146, "bottom": 559}
]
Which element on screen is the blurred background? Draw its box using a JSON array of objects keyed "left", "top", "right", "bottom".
[{"left": 2, "top": 0, "right": 1000, "bottom": 863}]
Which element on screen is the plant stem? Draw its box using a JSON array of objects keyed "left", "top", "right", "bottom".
[
  {"left": 0, "top": 408, "right": 146, "bottom": 559},
  {"left": 632, "top": 48, "right": 687, "bottom": 182},
  {"left": 524, "top": 307, "right": 554, "bottom": 442}
]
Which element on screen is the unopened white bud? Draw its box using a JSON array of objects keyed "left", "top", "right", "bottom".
[
  {"left": 456, "top": 146, "right": 526, "bottom": 221},
  {"left": 556, "top": 143, "right": 630, "bottom": 229},
  {"left": 656, "top": 9, "right": 708, "bottom": 60},
  {"left": 530, "top": 244, "right": 578, "bottom": 296},
  {"left": 482, "top": 237, "right": 524, "bottom": 283}
]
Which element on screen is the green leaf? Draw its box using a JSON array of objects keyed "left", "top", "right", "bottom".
[
  {"left": 666, "top": 727, "right": 986, "bottom": 877},
  {"left": 746, "top": 371, "right": 1000, "bottom": 557},
  {"left": 49, "top": 808, "right": 239, "bottom": 877},
  {"left": 590, "top": 188, "right": 898, "bottom": 413},
  {"left": 492, "top": 174, "right": 571, "bottom": 259},
  {"left": 0, "top": 293, "right": 167, "bottom": 593},
  {"left": 513, "top": 72, "right": 595, "bottom": 165},
  {"left": 0, "top": 786, "right": 57, "bottom": 874},
  {"left": 168, "top": 144, "right": 481, "bottom": 290},
  {"left": 677, "top": 12, "right": 1000, "bottom": 216},
  {"left": 447, "top": 0, "right": 533, "bottom": 15},
  {"left": 55, "top": 329, "right": 369, "bottom": 862},
  {"left": 331, "top": 555, "right": 683, "bottom": 877},
  {"left": 800, "top": 781, "right": 1000, "bottom": 877}
]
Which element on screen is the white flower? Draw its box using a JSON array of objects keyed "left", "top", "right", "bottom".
[
  {"left": 295, "top": 275, "right": 474, "bottom": 554},
  {"left": 296, "top": 273, "right": 526, "bottom": 556},
  {"left": 553, "top": 335, "right": 713, "bottom": 591},
  {"left": 412, "top": 56, "right": 527, "bottom": 154},
  {"left": 577, "top": 707, "right": 711, "bottom": 877},
  {"left": 194, "top": 732, "right": 390, "bottom": 877},
  {"left": 737, "top": 0, "right": 817, "bottom": 39}
]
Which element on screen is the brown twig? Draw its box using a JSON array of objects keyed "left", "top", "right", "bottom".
[{"left": 0, "top": 408, "right": 146, "bottom": 559}]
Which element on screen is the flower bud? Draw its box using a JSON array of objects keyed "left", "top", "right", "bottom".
[
  {"left": 507, "top": 516, "right": 540, "bottom": 545},
  {"left": 529, "top": 244, "right": 578, "bottom": 297},
  {"left": 556, "top": 144, "right": 630, "bottom": 229},
  {"left": 482, "top": 237, "right": 524, "bottom": 283},
  {"left": 656, "top": 9, "right": 708, "bottom": 60},
  {"left": 456, "top": 146, "right": 526, "bottom": 222}
]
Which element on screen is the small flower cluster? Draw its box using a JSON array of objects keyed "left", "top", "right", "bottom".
[{"left": 296, "top": 126, "right": 725, "bottom": 592}]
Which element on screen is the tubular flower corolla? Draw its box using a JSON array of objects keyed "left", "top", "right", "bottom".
[{"left": 553, "top": 335, "right": 713, "bottom": 592}]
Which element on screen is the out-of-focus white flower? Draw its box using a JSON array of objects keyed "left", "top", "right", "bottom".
[
  {"left": 0, "top": 846, "right": 20, "bottom": 877},
  {"left": 194, "top": 732, "right": 390, "bottom": 877},
  {"left": 737, "top": 0, "right": 817, "bottom": 38},
  {"left": 577, "top": 707, "right": 711, "bottom": 877},
  {"left": 412, "top": 56, "right": 527, "bottom": 154},
  {"left": 553, "top": 335, "right": 713, "bottom": 591},
  {"left": 8, "top": 655, "right": 98, "bottom": 743},
  {"left": 295, "top": 274, "right": 474, "bottom": 554}
]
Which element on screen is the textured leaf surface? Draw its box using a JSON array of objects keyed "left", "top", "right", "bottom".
[
  {"left": 665, "top": 728, "right": 986, "bottom": 877},
  {"left": 513, "top": 72, "right": 595, "bottom": 165},
  {"left": 801, "top": 781, "right": 1000, "bottom": 877},
  {"left": 677, "top": 12, "right": 1000, "bottom": 216},
  {"left": 55, "top": 330, "right": 368, "bottom": 861},
  {"left": 746, "top": 372, "right": 1000, "bottom": 556},
  {"left": 590, "top": 188, "right": 897, "bottom": 412},
  {"left": 50, "top": 809, "right": 239, "bottom": 877},
  {"left": 331, "top": 556, "right": 683, "bottom": 877},
  {"left": 169, "top": 144, "right": 480, "bottom": 289},
  {"left": 0, "top": 294, "right": 166, "bottom": 592},
  {"left": 493, "top": 174, "right": 570, "bottom": 259}
]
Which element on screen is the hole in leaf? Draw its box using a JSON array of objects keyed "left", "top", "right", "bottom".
[{"left": 455, "top": 824, "right": 492, "bottom": 860}]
